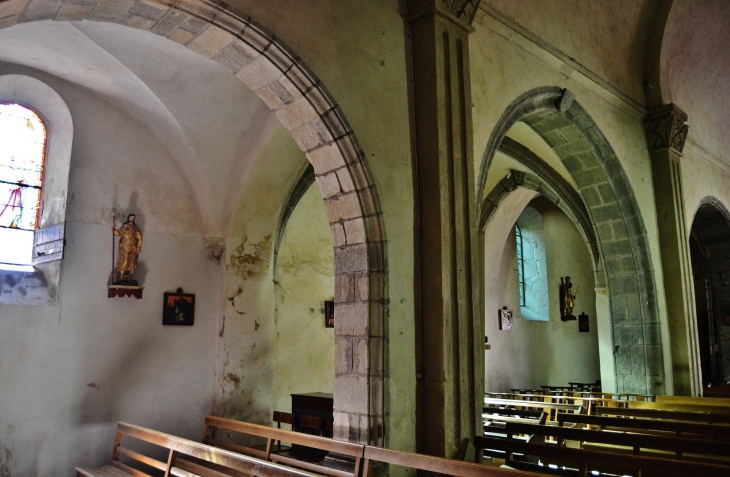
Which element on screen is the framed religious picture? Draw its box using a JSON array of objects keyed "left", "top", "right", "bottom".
[
  {"left": 324, "top": 300, "right": 335, "bottom": 328},
  {"left": 498, "top": 307, "right": 513, "bottom": 330},
  {"left": 579, "top": 312, "right": 589, "bottom": 332},
  {"left": 163, "top": 289, "right": 195, "bottom": 326}
]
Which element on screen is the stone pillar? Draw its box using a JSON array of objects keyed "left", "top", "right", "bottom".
[
  {"left": 644, "top": 104, "right": 700, "bottom": 395},
  {"left": 407, "top": 0, "right": 482, "bottom": 458}
]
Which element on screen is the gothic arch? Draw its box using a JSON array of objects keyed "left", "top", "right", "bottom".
[
  {"left": 0, "top": 0, "right": 385, "bottom": 444},
  {"left": 478, "top": 86, "right": 664, "bottom": 394}
]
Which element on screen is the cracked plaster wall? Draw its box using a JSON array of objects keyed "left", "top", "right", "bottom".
[
  {"left": 0, "top": 71, "right": 221, "bottom": 475},
  {"left": 272, "top": 183, "right": 334, "bottom": 413}
]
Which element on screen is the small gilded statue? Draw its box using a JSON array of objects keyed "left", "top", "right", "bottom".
[
  {"left": 112, "top": 212, "right": 142, "bottom": 285},
  {"left": 560, "top": 276, "right": 578, "bottom": 321}
]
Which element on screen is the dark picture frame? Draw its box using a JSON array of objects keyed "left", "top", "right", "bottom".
[
  {"left": 163, "top": 291, "right": 195, "bottom": 326},
  {"left": 498, "top": 307, "right": 513, "bottom": 330},
  {"left": 325, "top": 300, "right": 335, "bottom": 328},
  {"left": 578, "top": 312, "right": 589, "bottom": 332}
]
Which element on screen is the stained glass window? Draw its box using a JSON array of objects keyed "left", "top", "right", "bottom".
[
  {"left": 0, "top": 103, "right": 47, "bottom": 266},
  {"left": 515, "top": 224, "right": 525, "bottom": 307}
]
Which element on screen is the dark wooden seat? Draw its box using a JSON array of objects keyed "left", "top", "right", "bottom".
[
  {"left": 596, "top": 406, "right": 730, "bottom": 424},
  {"left": 474, "top": 435, "right": 730, "bottom": 477},
  {"left": 557, "top": 412, "right": 730, "bottom": 440}
]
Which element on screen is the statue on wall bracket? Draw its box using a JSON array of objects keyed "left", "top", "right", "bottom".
[
  {"left": 108, "top": 212, "right": 144, "bottom": 299},
  {"left": 560, "top": 276, "right": 578, "bottom": 321}
]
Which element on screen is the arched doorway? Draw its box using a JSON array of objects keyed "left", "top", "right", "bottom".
[{"left": 689, "top": 198, "right": 730, "bottom": 392}]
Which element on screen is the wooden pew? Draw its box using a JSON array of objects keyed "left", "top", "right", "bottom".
[
  {"left": 503, "top": 421, "right": 730, "bottom": 464},
  {"left": 75, "top": 422, "right": 322, "bottom": 477},
  {"left": 200, "top": 415, "right": 365, "bottom": 477},
  {"left": 629, "top": 399, "right": 730, "bottom": 413},
  {"left": 655, "top": 395, "right": 730, "bottom": 407},
  {"left": 484, "top": 398, "right": 583, "bottom": 422},
  {"left": 361, "top": 445, "right": 540, "bottom": 477},
  {"left": 597, "top": 406, "right": 730, "bottom": 424},
  {"left": 473, "top": 435, "right": 730, "bottom": 477},
  {"left": 557, "top": 413, "right": 730, "bottom": 440}
]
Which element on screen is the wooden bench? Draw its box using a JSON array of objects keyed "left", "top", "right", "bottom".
[
  {"left": 200, "top": 415, "right": 365, "bottom": 477},
  {"left": 75, "top": 422, "right": 323, "bottom": 477},
  {"left": 503, "top": 421, "right": 730, "bottom": 464},
  {"left": 557, "top": 413, "right": 730, "bottom": 440},
  {"left": 628, "top": 399, "right": 730, "bottom": 413},
  {"left": 484, "top": 398, "right": 583, "bottom": 422},
  {"left": 474, "top": 435, "right": 730, "bottom": 477},
  {"left": 596, "top": 406, "right": 730, "bottom": 424}
]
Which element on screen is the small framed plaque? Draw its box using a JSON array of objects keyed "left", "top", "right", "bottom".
[
  {"left": 324, "top": 300, "right": 334, "bottom": 328},
  {"left": 499, "top": 307, "right": 513, "bottom": 330},
  {"left": 163, "top": 289, "right": 195, "bottom": 326}
]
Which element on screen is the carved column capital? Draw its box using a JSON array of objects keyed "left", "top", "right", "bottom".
[
  {"left": 644, "top": 103, "right": 689, "bottom": 153},
  {"left": 407, "top": 0, "right": 482, "bottom": 30}
]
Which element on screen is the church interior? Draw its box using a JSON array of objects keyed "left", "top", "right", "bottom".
[{"left": 1, "top": 0, "right": 730, "bottom": 475}]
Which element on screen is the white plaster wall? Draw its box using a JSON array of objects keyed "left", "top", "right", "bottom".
[
  {"left": 273, "top": 183, "right": 335, "bottom": 414},
  {"left": 0, "top": 74, "right": 221, "bottom": 475},
  {"left": 485, "top": 198, "right": 599, "bottom": 391}
]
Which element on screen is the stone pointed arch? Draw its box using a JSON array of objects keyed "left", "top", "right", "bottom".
[
  {"left": 478, "top": 86, "right": 664, "bottom": 394},
  {"left": 0, "top": 0, "right": 386, "bottom": 444}
]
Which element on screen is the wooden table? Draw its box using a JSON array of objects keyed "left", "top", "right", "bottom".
[{"left": 291, "top": 392, "right": 333, "bottom": 456}]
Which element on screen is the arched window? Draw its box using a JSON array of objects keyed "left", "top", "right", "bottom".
[
  {"left": 515, "top": 224, "right": 525, "bottom": 306},
  {"left": 0, "top": 102, "right": 47, "bottom": 268},
  {"left": 516, "top": 206, "right": 549, "bottom": 321}
]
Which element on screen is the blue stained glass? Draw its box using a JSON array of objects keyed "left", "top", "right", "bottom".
[
  {"left": 0, "top": 103, "right": 47, "bottom": 231},
  {"left": 515, "top": 224, "right": 525, "bottom": 307}
]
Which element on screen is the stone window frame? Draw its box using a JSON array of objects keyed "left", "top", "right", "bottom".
[
  {"left": 515, "top": 206, "right": 549, "bottom": 322},
  {"left": 0, "top": 74, "right": 73, "bottom": 306}
]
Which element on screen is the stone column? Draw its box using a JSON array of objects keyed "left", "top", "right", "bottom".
[
  {"left": 407, "top": 0, "right": 482, "bottom": 458},
  {"left": 644, "top": 104, "right": 700, "bottom": 395}
]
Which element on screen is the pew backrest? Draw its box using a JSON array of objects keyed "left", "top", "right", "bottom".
[
  {"left": 597, "top": 406, "right": 730, "bottom": 424},
  {"left": 557, "top": 413, "right": 730, "bottom": 440},
  {"left": 473, "top": 435, "right": 730, "bottom": 477},
  {"left": 76, "top": 422, "right": 321, "bottom": 477}
]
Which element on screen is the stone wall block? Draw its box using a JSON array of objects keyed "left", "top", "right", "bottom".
[
  {"left": 19, "top": 0, "right": 60, "bottom": 22},
  {"left": 645, "top": 345, "right": 663, "bottom": 376},
  {"left": 624, "top": 374, "right": 647, "bottom": 394},
  {"left": 323, "top": 192, "right": 361, "bottom": 223},
  {"left": 275, "top": 96, "right": 318, "bottom": 131},
  {"left": 305, "top": 86, "right": 334, "bottom": 116},
  {"left": 236, "top": 55, "right": 282, "bottom": 91},
  {"left": 333, "top": 411, "right": 350, "bottom": 441},
  {"left": 625, "top": 293, "right": 642, "bottom": 324},
  {"left": 335, "top": 136, "right": 364, "bottom": 167},
  {"left": 335, "top": 336, "right": 353, "bottom": 375},
  {"left": 602, "top": 239, "right": 631, "bottom": 257},
  {"left": 595, "top": 222, "right": 614, "bottom": 242},
  {"left": 322, "top": 106, "right": 352, "bottom": 139},
  {"left": 640, "top": 293, "right": 659, "bottom": 323},
  {"left": 335, "top": 168, "right": 355, "bottom": 193},
  {"left": 573, "top": 168, "right": 606, "bottom": 188},
  {"left": 88, "top": 0, "right": 135, "bottom": 23},
  {"left": 314, "top": 172, "right": 341, "bottom": 199},
  {"left": 329, "top": 223, "right": 346, "bottom": 248},
  {"left": 255, "top": 85, "right": 285, "bottom": 110},
  {"left": 55, "top": 4, "right": 88, "bottom": 21},
  {"left": 289, "top": 121, "right": 326, "bottom": 152},
  {"left": 367, "top": 241, "right": 385, "bottom": 272},
  {"left": 333, "top": 376, "right": 368, "bottom": 414},
  {"left": 150, "top": 9, "right": 188, "bottom": 36},
  {"left": 611, "top": 296, "right": 628, "bottom": 323},
  {"left": 344, "top": 158, "right": 372, "bottom": 193},
  {"left": 264, "top": 43, "right": 295, "bottom": 77},
  {"left": 620, "top": 255, "right": 636, "bottom": 273},
  {"left": 182, "top": 15, "right": 209, "bottom": 34},
  {"left": 344, "top": 219, "right": 366, "bottom": 245},
  {"left": 129, "top": 1, "right": 167, "bottom": 20},
  {"left": 363, "top": 214, "right": 383, "bottom": 243},
  {"left": 168, "top": 27, "right": 195, "bottom": 44},
  {"left": 352, "top": 336, "right": 369, "bottom": 375},
  {"left": 308, "top": 143, "right": 347, "bottom": 175},
  {"left": 211, "top": 10, "right": 247, "bottom": 35},
  {"left": 0, "top": 0, "right": 28, "bottom": 20},
  {"left": 354, "top": 272, "right": 369, "bottom": 302},
  {"left": 591, "top": 203, "right": 621, "bottom": 224},
  {"left": 615, "top": 344, "right": 631, "bottom": 375},
  {"left": 284, "top": 64, "right": 315, "bottom": 96},
  {"left": 240, "top": 23, "right": 272, "bottom": 54},
  {"left": 368, "top": 300, "right": 384, "bottom": 337},
  {"left": 357, "top": 187, "right": 379, "bottom": 218},
  {"left": 176, "top": 0, "right": 215, "bottom": 20},
  {"left": 334, "top": 274, "right": 355, "bottom": 303},
  {"left": 334, "top": 244, "right": 368, "bottom": 274},
  {"left": 368, "top": 336, "right": 383, "bottom": 377},
  {"left": 269, "top": 80, "right": 296, "bottom": 104},
  {"left": 187, "top": 24, "right": 234, "bottom": 58},
  {"left": 334, "top": 302, "right": 368, "bottom": 336}
]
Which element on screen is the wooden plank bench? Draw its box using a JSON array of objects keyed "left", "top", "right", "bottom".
[
  {"left": 473, "top": 435, "right": 730, "bottom": 477},
  {"left": 75, "top": 422, "right": 322, "bottom": 477},
  {"left": 628, "top": 399, "right": 730, "bottom": 413},
  {"left": 199, "top": 415, "right": 365, "bottom": 477},
  {"left": 503, "top": 421, "right": 730, "bottom": 464},
  {"left": 484, "top": 398, "right": 583, "bottom": 422},
  {"left": 557, "top": 413, "right": 730, "bottom": 440},
  {"left": 596, "top": 406, "right": 730, "bottom": 424}
]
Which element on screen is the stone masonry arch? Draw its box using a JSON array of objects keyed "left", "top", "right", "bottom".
[
  {"left": 0, "top": 0, "right": 386, "bottom": 444},
  {"left": 478, "top": 86, "right": 664, "bottom": 394}
]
